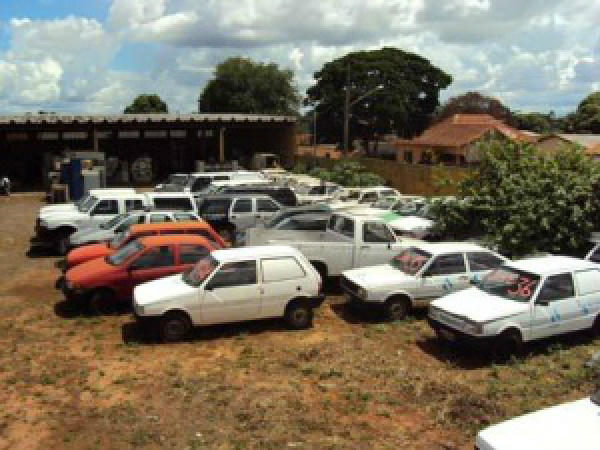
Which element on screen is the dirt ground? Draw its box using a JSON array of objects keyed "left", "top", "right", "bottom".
[{"left": 0, "top": 195, "right": 598, "bottom": 450}]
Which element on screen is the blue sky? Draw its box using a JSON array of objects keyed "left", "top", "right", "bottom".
[{"left": 0, "top": 0, "right": 598, "bottom": 115}]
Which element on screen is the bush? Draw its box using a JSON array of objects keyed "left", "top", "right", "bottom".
[{"left": 291, "top": 161, "right": 385, "bottom": 187}]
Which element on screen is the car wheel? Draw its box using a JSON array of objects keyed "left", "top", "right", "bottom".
[
  {"left": 88, "top": 289, "right": 117, "bottom": 315},
  {"left": 285, "top": 302, "right": 313, "bottom": 329},
  {"left": 498, "top": 329, "right": 523, "bottom": 358},
  {"left": 384, "top": 297, "right": 410, "bottom": 321},
  {"left": 160, "top": 311, "right": 192, "bottom": 343}
]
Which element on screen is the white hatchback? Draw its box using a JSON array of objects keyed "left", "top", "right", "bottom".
[
  {"left": 133, "top": 245, "right": 324, "bottom": 341},
  {"left": 429, "top": 255, "right": 600, "bottom": 353}
]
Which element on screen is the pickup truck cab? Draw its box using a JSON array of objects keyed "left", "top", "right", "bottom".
[
  {"left": 428, "top": 255, "right": 600, "bottom": 354},
  {"left": 243, "top": 212, "right": 330, "bottom": 246},
  {"left": 61, "top": 221, "right": 225, "bottom": 271},
  {"left": 475, "top": 391, "right": 600, "bottom": 450},
  {"left": 62, "top": 235, "right": 216, "bottom": 313},
  {"left": 274, "top": 211, "right": 421, "bottom": 278},
  {"left": 341, "top": 243, "right": 506, "bottom": 320},
  {"left": 68, "top": 210, "right": 201, "bottom": 248},
  {"left": 39, "top": 188, "right": 136, "bottom": 215},
  {"left": 133, "top": 245, "right": 324, "bottom": 342}
]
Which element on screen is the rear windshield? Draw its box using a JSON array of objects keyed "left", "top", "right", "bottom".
[
  {"left": 478, "top": 267, "right": 541, "bottom": 302},
  {"left": 106, "top": 240, "right": 143, "bottom": 266}
]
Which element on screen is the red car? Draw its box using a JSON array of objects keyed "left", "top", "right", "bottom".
[{"left": 61, "top": 234, "right": 215, "bottom": 313}]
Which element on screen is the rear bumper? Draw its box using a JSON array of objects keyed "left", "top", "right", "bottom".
[{"left": 427, "top": 318, "right": 496, "bottom": 346}]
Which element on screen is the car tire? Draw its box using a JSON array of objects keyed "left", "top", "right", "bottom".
[
  {"left": 591, "top": 315, "right": 600, "bottom": 338},
  {"left": 498, "top": 329, "right": 523, "bottom": 358},
  {"left": 160, "top": 311, "right": 192, "bottom": 343},
  {"left": 88, "top": 288, "right": 117, "bottom": 315},
  {"left": 384, "top": 296, "right": 410, "bottom": 321},
  {"left": 285, "top": 301, "right": 314, "bottom": 329}
]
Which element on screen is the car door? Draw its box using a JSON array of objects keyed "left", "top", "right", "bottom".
[
  {"left": 259, "top": 257, "right": 310, "bottom": 318},
  {"left": 89, "top": 199, "right": 119, "bottom": 224},
  {"left": 466, "top": 251, "right": 506, "bottom": 284},
  {"left": 356, "top": 222, "right": 398, "bottom": 267},
  {"left": 531, "top": 273, "right": 578, "bottom": 339},
  {"left": 572, "top": 269, "right": 600, "bottom": 330},
  {"left": 418, "top": 253, "right": 470, "bottom": 300},
  {"left": 124, "top": 245, "right": 177, "bottom": 298},
  {"left": 201, "top": 260, "right": 261, "bottom": 324},
  {"left": 229, "top": 198, "right": 256, "bottom": 230},
  {"left": 256, "top": 198, "right": 281, "bottom": 223}
]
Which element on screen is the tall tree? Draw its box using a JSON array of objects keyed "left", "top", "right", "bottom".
[
  {"left": 199, "top": 57, "right": 299, "bottom": 115},
  {"left": 305, "top": 47, "right": 452, "bottom": 152},
  {"left": 434, "top": 91, "right": 514, "bottom": 124},
  {"left": 124, "top": 94, "right": 168, "bottom": 114},
  {"left": 572, "top": 91, "right": 600, "bottom": 133}
]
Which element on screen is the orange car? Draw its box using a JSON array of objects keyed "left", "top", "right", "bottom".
[
  {"left": 60, "top": 234, "right": 215, "bottom": 311},
  {"left": 61, "top": 222, "right": 225, "bottom": 271}
]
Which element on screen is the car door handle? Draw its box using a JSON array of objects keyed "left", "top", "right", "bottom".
[
  {"left": 360, "top": 245, "right": 370, "bottom": 249},
  {"left": 296, "top": 286, "right": 302, "bottom": 291}
]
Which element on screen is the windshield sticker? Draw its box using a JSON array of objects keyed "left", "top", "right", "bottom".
[
  {"left": 507, "top": 276, "right": 538, "bottom": 299},
  {"left": 394, "top": 253, "right": 427, "bottom": 272}
]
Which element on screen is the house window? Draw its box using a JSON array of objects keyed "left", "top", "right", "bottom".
[
  {"left": 403, "top": 150, "right": 413, "bottom": 164},
  {"left": 144, "top": 130, "right": 167, "bottom": 138},
  {"left": 62, "top": 131, "right": 87, "bottom": 140},
  {"left": 38, "top": 132, "right": 59, "bottom": 140},
  {"left": 170, "top": 130, "right": 187, "bottom": 138},
  {"left": 118, "top": 130, "right": 140, "bottom": 139}
]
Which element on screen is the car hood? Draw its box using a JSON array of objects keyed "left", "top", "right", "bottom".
[
  {"left": 476, "top": 397, "right": 600, "bottom": 450},
  {"left": 342, "top": 264, "right": 418, "bottom": 290},
  {"left": 65, "top": 257, "right": 116, "bottom": 285},
  {"left": 69, "top": 227, "right": 112, "bottom": 245},
  {"left": 134, "top": 274, "right": 197, "bottom": 306},
  {"left": 67, "top": 243, "right": 112, "bottom": 268},
  {"left": 431, "top": 287, "right": 529, "bottom": 323}
]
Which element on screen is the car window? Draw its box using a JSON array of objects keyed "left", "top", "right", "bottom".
[
  {"left": 153, "top": 197, "right": 193, "bottom": 211},
  {"left": 174, "top": 213, "right": 198, "bottom": 221},
  {"left": 588, "top": 246, "right": 600, "bottom": 263},
  {"left": 233, "top": 199, "right": 252, "bottom": 213},
  {"left": 192, "top": 177, "right": 210, "bottom": 191},
  {"left": 130, "top": 246, "right": 175, "bottom": 270},
  {"left": 363, "top": 222, "right": 395, "bottom": 243},
  {"left": 92, "top": 199, "right": 118, "bottom": 215},
  {"left": 467, "top": 252, "right": 505, "bottom": 271},
  {"left": 200, "top": 199, "right": 232, "bottom": 217},
  {"left": 329, "top": 215, "right": 355, "bottom": 238},
  {"left": 257, "top": 199, "right": 279, "bottom": 212},
  {"left": 261, "top": 257, "right": 306, "bottom": 282},
  {"left": 278, "top": 218, "right": 327, "bottom": 231},
  {"left": 179, "top": 244, "right": 210, "bottom": 265},
  {"left": 125, "top": 199, "right": 145, "bottom": 212},
  {"left": 574, "top": 269, "right": 600, "bottom": 295},
  {"left": 424, "top": 253, "right": 466, "bottom": 277},
  {"left": 150, "top": 214, "right": 173, "bottom": 223},
  {"left": 207, "top": 261, "right": 257, "bottom": 289},
  {"left": 538, "top": 273, "right": 575, "bottom": 302}
]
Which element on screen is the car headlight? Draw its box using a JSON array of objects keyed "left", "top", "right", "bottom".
[{"left": 462, "top": 321, "right": 484, "bottom": 335}]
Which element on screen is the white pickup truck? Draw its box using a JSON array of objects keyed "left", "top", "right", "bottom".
[
  {"left": 35, "top": 192, "right": 198, "bottom": 254},
  {"left": 269, "top": 211, "right": 421, "bottom": 277}
]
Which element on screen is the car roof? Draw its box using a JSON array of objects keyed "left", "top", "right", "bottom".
[
  {"left": 144, "top": 192, "right": 193, "bottom": 198},
  {"left": 410, "top": 241, "right": 492, "bottom": 255},
  {"left": 129, "top": 222, "right": 210, "bottom": 233},
  {"left": 212, "top": 245, "right": 305, "bottom": 262},
  {"left": 137, "top": 234, "right": 214, "bottom": 247},
  {"left": 507, "top": 255, "right": 598, "bottom": 276}
]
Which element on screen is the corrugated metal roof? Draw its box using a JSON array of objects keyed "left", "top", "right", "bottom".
[{"left": 0, "top": 113, "right": 296, "bottom": 125}]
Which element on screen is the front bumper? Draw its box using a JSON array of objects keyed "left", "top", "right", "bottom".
[{"left": 427, "top": 317, "right": 495, "bottom": 346}]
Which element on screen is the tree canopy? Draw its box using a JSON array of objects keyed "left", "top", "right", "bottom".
[
  {"left": 434, "top": 91, "right": 515, "bottom": 125},
  {"left": 124, "top": 94, "right": 168, "bottom": 114},
  {"left": 430, "top": 140, "right": 600, "bottom": 257},
  {"left": 305, "top": 47, "right": 452, "bottom": 150},
  {"left": 292, "top": 161, "right": 384, "bottom": 187},
  {"left": 571, "top": 91, "right": 600, "bottom": 133},
  {"left": 199, "top": 57, "right": 299, "bottom": 115},
  {"left": 513, "top": 111, "right": 564, "bottom": 133}
]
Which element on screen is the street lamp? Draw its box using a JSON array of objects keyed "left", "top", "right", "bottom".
[{"left": 343, "top": 82, "right": 384, "bottom": 155}]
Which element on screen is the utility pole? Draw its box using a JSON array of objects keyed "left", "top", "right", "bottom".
[{"left": 342, "top": 64, "right": 351, "bottom": 155}]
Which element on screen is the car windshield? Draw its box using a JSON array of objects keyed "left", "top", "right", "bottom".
[
  {"left": 78, "top": 196, "right": 98, "bottom": 213},
  {"left": 183, "top": 255, "right": 219, "bottom": 286},
  {"left": 390, "top": 248, "right": 431, "bottom": 275},
  {"left": 100, "top": 213, "right": 127, "bottom": 230},
  {"left": 106, "top": 240, "right": 143, "bottom": 266},
  {"left": 109, "top": 229, "right": 131, "bottom": 249},
  {"left": 477, "top": 267, "right": 541, "bottom": 302}
]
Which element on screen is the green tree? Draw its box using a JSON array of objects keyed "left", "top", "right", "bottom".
[
  {"left": 434, "top": 91, "right": 515, "bottom": 125},
  {"left": 124, "top": 94, "right": 168, "bottom": 114},
  {"left": 572, "top": 91, "right": 600, "bottom": 133},
  {"left": 430, "top": 140, "right": 600, "bottom": 257},
  {"left": 514, "top": 112, "right": 557, "bottom": 133},
  {"left": 305, "top": 47, "right": 452, "bottom": 151},
  {"left": 199, "top": 57, "right": 299, "bottom": 115},
  {"left": 293, "top": 161, "right": 384, "bottom": 187}
]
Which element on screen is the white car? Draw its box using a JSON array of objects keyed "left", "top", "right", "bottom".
[
  {"left": 133, "top": 245, "right": 324, "bottom": 342},
  {"left": 341, "top": 243, "right": 507, "bottom": 320},
  {"left": 428, "top": 255, "right": 600, "bottom": 354},
  {"left": 476, "top": 390, "right": 600, "bottom": 450}
]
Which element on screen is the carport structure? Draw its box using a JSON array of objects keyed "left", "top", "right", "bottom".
[{"left": 0, "top": 113, "right": 296, "bottom": 189}]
